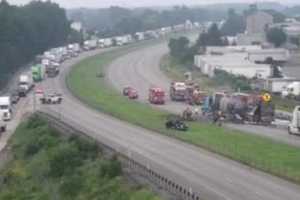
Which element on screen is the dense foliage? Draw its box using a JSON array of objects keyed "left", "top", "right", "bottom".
[
  {"left": 0, "top": 0, "right": 70, "bottom": 88},
  {"left": 168, "top": 24, "right": 226, "bottom": 63},
  {"left": 266, "top": 27, "right": 287, "bottom": 47},
  {"left": 213, "top": 69, "right": 252, "bottom": 91},
  {"left": 221, "top": 8, "right": 246, "bottom": 36},
  {"left": 0, "top": 116, "right": 159, "bottom": 200}
]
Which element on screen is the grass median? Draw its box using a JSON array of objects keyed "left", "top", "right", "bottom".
[{"left": 67, "top": 44, "right": 300, "bottom": 184}]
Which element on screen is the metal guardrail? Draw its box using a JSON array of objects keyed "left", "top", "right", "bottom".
[{"left": 36, "top": 111, "right": 202, "bottom": 200}]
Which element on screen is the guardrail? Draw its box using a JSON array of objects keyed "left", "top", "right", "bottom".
[{"left": 36, "top": 111, "right": 202, "bottom": 200}]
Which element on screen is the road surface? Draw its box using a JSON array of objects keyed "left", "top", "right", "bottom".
[
  {"left": 107, "top": 43, "right": 300, "bottom": 147},
  {"left": 36, "top": 45, "right": 300, "bottom": 200}
]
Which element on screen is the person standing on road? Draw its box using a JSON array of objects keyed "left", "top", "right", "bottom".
[{"left": 254, "top": 100, "right": 262, "bottom": 124}]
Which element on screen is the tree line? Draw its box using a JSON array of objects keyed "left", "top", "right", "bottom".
[
  {"left": 0, "top": 0, "right": 70, "bottom": 88},
  {"left": 68, "top": 6, "right": 227, "bottom": 37}
]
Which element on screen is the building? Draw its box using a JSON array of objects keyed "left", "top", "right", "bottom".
[
  {"left": 247, "top": 49, "right": 290, "bottom": 63},
  {"left": 236, "top": 33, "right": 267, "bottom": 46},
  {"left": 194, "top": 53, "right": 271, "bottom": 79},
  {"left": 246, "top": 11, "right": 273, "bottom": 34}
]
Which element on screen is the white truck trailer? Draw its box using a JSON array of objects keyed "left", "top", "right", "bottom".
[
  {"left": 0, "top": 96, "right": 12, "bottom": 121},
  {"left": 264, "top": 78, "right": 300, "bottom": 94},
  {"left": 282, "top": 81, "right": 300, "bottom": 98},
  {"left": 18, "top": 74, "right": 34, "bottom": 97}
]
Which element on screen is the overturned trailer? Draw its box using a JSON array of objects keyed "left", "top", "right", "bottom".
[
  {"left": 220, "top": 93, "right": 275, "bottom": 125},
  {"left": 204, "top": 92, "right": 275, "bottom": 125}
]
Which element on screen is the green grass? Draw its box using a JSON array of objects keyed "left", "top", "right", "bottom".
[
  {"left": 67, "top": 43, "right": 300, "bottom": 184},
  {"left": 0, "top": 115, "right": 159, "bottom": 200}
]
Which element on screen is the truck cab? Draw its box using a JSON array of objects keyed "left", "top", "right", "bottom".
[
  {"left": 288, "top": 106, "right": 300, "bottom": 135},
  {"left": 0, "top": 96, "right": 12, "bottom": 121}
]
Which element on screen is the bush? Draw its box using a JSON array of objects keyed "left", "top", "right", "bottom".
[{"left": 49, "top": 143, "right": 82, "bottom": 177}]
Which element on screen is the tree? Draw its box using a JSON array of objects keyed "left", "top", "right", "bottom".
[
  {"left": 0, "top": 1, "right": 70, "bottom": 90},
  {"left": 263, "top": 9, "right": 286, "bottom": 23},
  {"left": 196, "top": 24, "right": 225, "bottom": 47},
  {"left": 168, "top": 37, "right": 190, "bottom": 61},
  {"left": 221, "top": 8, "right": 246, "bottom": 36},
  {"left": 266, "top": 28, "right": 287, "bottom": 47}
]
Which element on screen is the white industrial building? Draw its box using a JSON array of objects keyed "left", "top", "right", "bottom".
[
  {"left": 194, "top": 53, "right": 271, "bottom": 79},
  {"left": 247, "top": 48, "right": 290, "bottom": 63}
]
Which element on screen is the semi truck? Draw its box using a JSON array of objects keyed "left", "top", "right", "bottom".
[
  {"left": 32, "top": 64, "right": 45, "bottom": 82},
  {"left": 46, "top": 63, "right": 59, "bottom": 78},
  {"left": 0, "top": 96, "right": 12, "bottom": 121},
  {"left": 18, "top": 74, "right": 34, "bottom": 97}
]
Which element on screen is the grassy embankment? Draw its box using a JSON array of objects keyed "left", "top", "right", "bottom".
[
  {"left": 0, "top": 116, "right": 159, "bottom": 200},
  {"left": 67, "top": 44, "right": 300, "bottom": 184}
]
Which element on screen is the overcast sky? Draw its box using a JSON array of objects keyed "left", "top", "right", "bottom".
[{"left": 6, "top": 0, "right": 300, "bottom": 8}]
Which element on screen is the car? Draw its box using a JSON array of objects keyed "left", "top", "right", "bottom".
[
  {"left": 165, "top": 117, "right": 188, "bottom": 131},
  {"left": 11, "top": 90, "right": 20, "bottom": 104},
  {"left": 40, "top": 93, "right": 63, "bottom": 104},
  {"left": 123, "top": 87, "right": 132, "bottom": 96},
  {"left": 0, "top": 121, "right": 6, "bottom": 134},
  {"left": 128, "top": 89, "right": 138, "bottom": 99}
]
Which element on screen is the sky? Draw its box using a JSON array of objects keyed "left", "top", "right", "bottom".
[{"left": 6, "top": 0, "right": 300, "bottom": 9}]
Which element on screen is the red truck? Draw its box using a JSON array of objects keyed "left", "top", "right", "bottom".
[{"left": 149, "top": 87, "right": 165, "bottom": 104}]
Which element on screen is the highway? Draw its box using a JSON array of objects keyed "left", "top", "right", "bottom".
[
  {"left": 107, "top": 42, "right": 300, "bottom": 147},
  {"left": 36, "top": 44, "right": 300, "bottom": 200}
]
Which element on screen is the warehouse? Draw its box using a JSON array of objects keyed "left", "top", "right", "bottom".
[
  {"left": 194, "top": 53, "right": 271, "bottom": 79},
  {"left": 247, "top": 48, "right": 290, "bottom": 63}
]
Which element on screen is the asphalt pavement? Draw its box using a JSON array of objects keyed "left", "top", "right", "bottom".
[
  {"left": 106, "top": 42, "right": 300, "bottom": 147},
  {"left": 37, "top": 44, "right": 300, "bottom": 200}
]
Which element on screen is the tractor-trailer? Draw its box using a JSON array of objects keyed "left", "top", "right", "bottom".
[
  {"left": 18, "top": 74, "right": 34, "bottom": 97},
  {"left": 32, "top": 64, "right": 45, "bottom": 82},
  {"left": 46, "top": 64, "right": 59, "bottom": 78}
]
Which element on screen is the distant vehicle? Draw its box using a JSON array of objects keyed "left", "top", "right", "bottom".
[
  {"left": 84, "top": 40, "right": 97, "bottom": 50},
  {"left": 0, "top": 120, "right": 6, "bottom": 134},
  {"left": 123, "top": 87, "right": 132, "bottom": 96},
  {"left": 170, "top": 82, "right": 186, "bottom": 101},
  {"left": 35, "top": 87, "right": 44, "bottom": 99},
  {"left": 165, "top": 117, "right": 188, "bottom": 131},
  {"left": 46, "top": 64, "right": 59, "bottom": 78},
  {"left": 0, "top": 96, "right": 12, "bottom": 121},
  {"left": 32, "top": 64, "right": 45, "bottom": 82},
  {"left": 149, "top": 87, "right": 165, "bottom": 104},
  {"left": 40, "top": 93, "right": 62, "bottom": 104},
  {"left": 288, "top": 106, "right": 300, "bottom": 135},
  {"left": 18, "top": 74, "right": 34, "bottom": 97},
  {"left": 128, "top": 89, "right": 138, "bottom": 99},
  {"left": 282, "top": 82, "right": 300, "bottom": 100},
  {"left": 11, "top": 90, "right": 20, "bottom": 104}
]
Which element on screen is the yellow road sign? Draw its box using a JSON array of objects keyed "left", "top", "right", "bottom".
[{"left": 262, "top": 93, "right": 271, "bottom": 102}]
